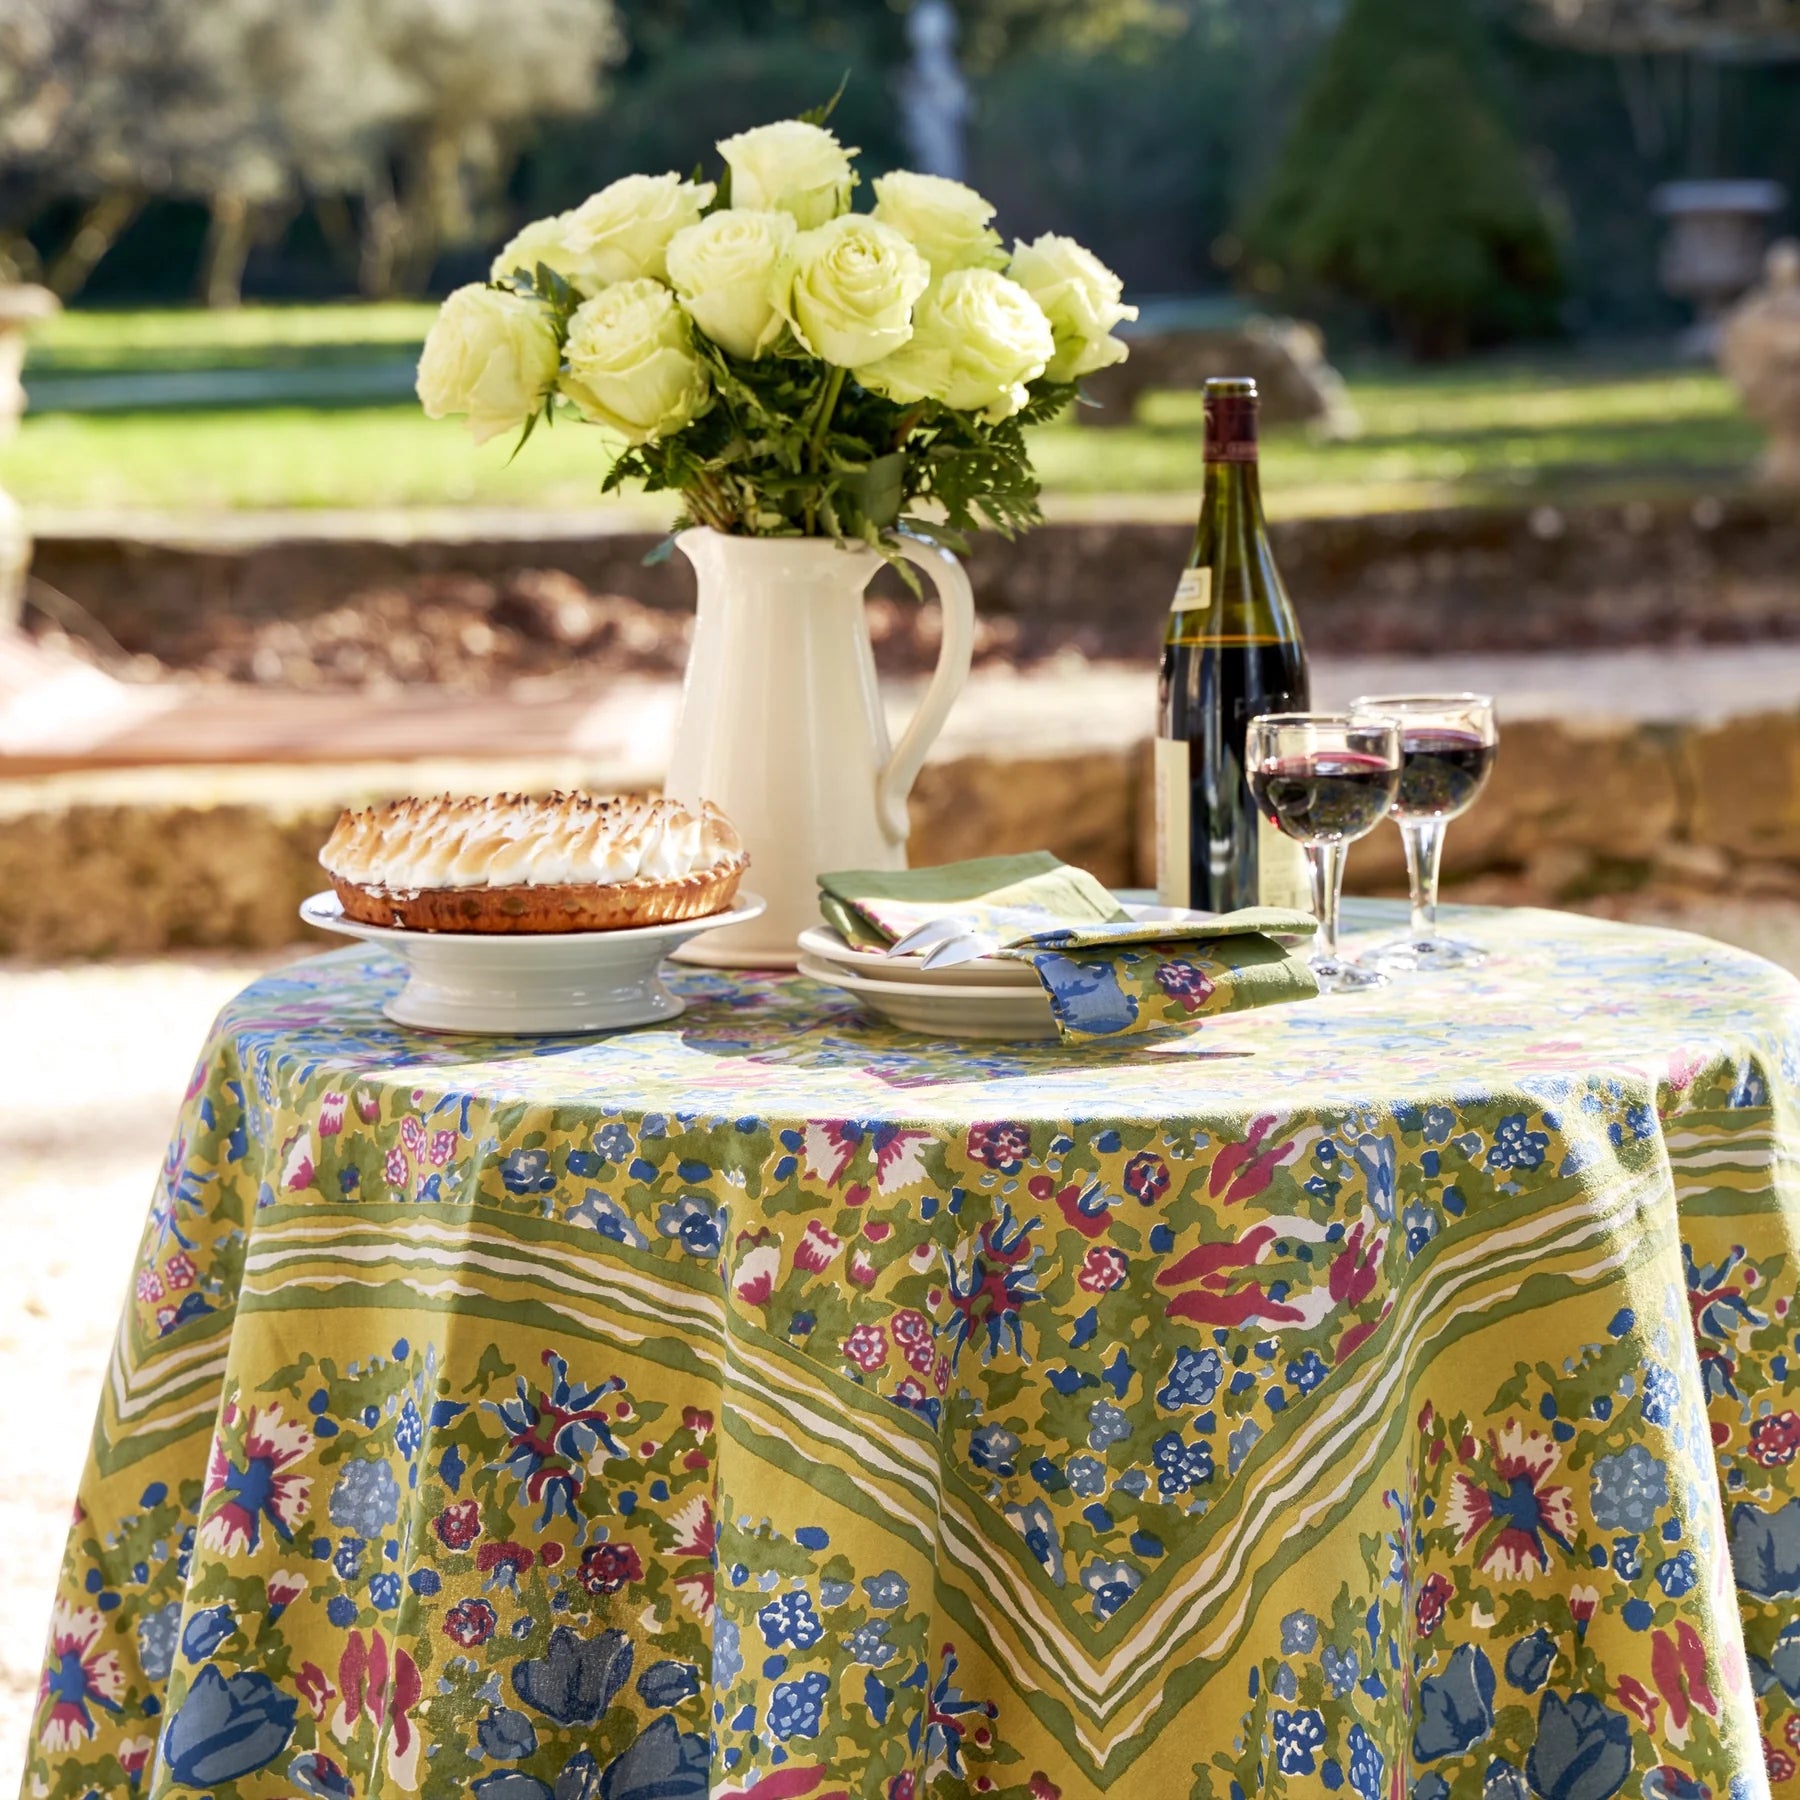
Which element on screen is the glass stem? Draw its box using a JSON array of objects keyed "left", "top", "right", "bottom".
[
  {"left": 1405, "top": 819, "right": 1446, "bottom": 945},
  {"left": 1307, "top": 841, "right": 1346, "bottom": 964}
]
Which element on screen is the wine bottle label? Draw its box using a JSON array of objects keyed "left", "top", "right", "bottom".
[
  {"left": 1152, "top": 737, "right": 1190, "bottom": 908},
  {"left": 1168, "top": 567, "right": 1212, "bottom": 613},
  {"left": 1257, "top": 813, "right": 1311, "bottom": 910}
]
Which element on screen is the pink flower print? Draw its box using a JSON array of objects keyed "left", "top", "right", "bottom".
[
  {"left": 117, "top": 1735, "right": 154, "bottom": 1782},
  {"left": 384, "top": 1147, "right": 409, "bottom": 1187},
  {"left": 1077, "top": 1246, "right": 1129, "bottom": 1293},
  {"left": 266, "top": 1569, "right": 308, "bottom": 1619},
  {"left": 843, "top": 1323, "right": 889, "bottom": 1372},
  {"left": 1414, "top": 1570, "right": 1452, "bottom": 1635},
  {"left": 400, "top": 1116, "right": 427, "bottom": 1160},
  {"left": 968, "top": 1121, "right": 1030, "bottom": 1173},
  {"left": 319, "top": 1092, "right": 347, "bottom": 1137},
  {"left": 429, "top": 1129, "right": 457, "bottom": 1166},
  {"left": 354, "top": 1088, "right": 380, "bottom": 1124},
  {"left": 1208, "top": 1114, "right": 1296, "bottom": 1204},
  {"left": 135, "top": 1269, "right": 165, "bottom": 1304},
  {"left": 434, "top": 1497, "right": 480, "bottom": 1549},
  {"left": 932, "top": 1353, "right": 951, "bottom": 1394},
  {"left": 734, "top": 1242, "right": 781, "bottom": 1305},
  {"left": 795, "top": 1219, "right": 842, "bottom": 1271},
  {"left": 892, "top": 1308, "right": 937, "bottom": 1374},
  {"left": 669, "top": 1493, "right": 717, "bottom": 1622},
  {"left": 35, "top": 1601, "right": 124, "bottom": 1751},
  {"left": 1123, "top": 1151, "right": 1169, "bottom": 1206},
  {"left": 154, "top": 1305, "right": 177, "bottom": 1333},
  {"left": 849, "top": 1248, "right": 878, "bottom": 1287},
  {"left": 1445, "top": 1419, "right": 1577, "bottom": 1580},
  {"left": 281, "top": 1130, "right": 315, "bottom": 1192},
  {"left": 199, "top": 1403, "right": 314, "bottom": 1556},
  {"left": 1153, "top": 957, "right": 1215, "bottom": 1013},
  {"left": 442, "top": 1598, "right": 496, "bottom": 1647},
  {"left": 163, "top": 1252, "right": 197, "bottom": 1291}
]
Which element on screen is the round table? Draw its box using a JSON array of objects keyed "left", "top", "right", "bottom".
[{"left": 24, "top": 905, "right": 1800, "bottom": 1800}]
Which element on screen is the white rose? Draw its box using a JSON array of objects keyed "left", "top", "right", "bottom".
[
  {"left": 416, "top": 284, "right": 560, "bottom": 444},
  {"left": 665, "top": 208, "right": 796, "bottom": 360},
  {"left": 562, "top": 173, "right": 716, "bottom": 287},
  {"left": 1007, "top": 233, "right": 1137, "bottom": 381},
  {"left": 779, "top": 214, "right": 928, "bottom": 370},
  {"left": 871, "top": 170, "right": 1005, "bottom": 279},
  {"left": 490, "top": 212, "right": 596, "bottom": 295},
  {"left": 862, "top": 267, "right": 1054, "bottom": 421},
  {"left": 560, "top": 278, "right": 710, "bottom": 445},
  {"left": 718, "top": 119, "right": 857, "bottom": 230}
]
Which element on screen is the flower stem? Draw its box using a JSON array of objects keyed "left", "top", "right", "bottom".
[{"left": 803, "top": 366, "right": 847, "bottom": 536}]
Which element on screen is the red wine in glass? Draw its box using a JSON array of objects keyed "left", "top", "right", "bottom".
[
  {"left": 1351, "top": 693, "right": 1499, "bottom": 973},
  {"left": 1245, "top": 713, "right": 1401, "bottom": 994},
  {"left": 1251, "top": 751, "right": 1402, "bottom": 843},
  {"left": 1393, "top": 727, "right": 1496, "bottom": 821}
]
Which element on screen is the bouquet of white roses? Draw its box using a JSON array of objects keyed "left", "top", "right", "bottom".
[{"left": 415, "top": 105, "right": 1135, "bottom": 548}]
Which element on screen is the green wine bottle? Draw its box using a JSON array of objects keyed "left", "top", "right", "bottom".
[{"left": 1154, "top": 378, "right": 1311, "bottom": 912}]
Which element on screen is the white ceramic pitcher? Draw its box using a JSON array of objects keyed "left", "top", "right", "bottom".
[{"left": 665, "top": 526, "right": 974, "bottom": 967}]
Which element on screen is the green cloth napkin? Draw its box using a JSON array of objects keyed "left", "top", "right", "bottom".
[
  {"left": 817, "top": 852, "right": 1128, "bottom": 948},
  {"left": 816, "top": 857, "right": 1319, "bottom": 1044},
  {"left": 1001, "top": 908, "right": 1318, "bottom": 1043}
]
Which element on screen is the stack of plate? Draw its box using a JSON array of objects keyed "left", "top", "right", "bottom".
[{"left": 796, "top": 926, "right": 1059, "bottom": 1039}]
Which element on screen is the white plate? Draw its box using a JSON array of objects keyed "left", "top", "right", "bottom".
[
  {"left": 796, "top": 954, "right": 1057, "bottom": 1041},
  {"left": 299, "top": 891, "right": 767, "bottom": 1034}
]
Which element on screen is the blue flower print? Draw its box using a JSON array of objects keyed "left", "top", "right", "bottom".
[
  {"left": 862, "top": 1570, "right": 908, "bottom": 1610},
  {"left": 289, "top": 1751, "right": 356, "bottom": 1800},
  {"left": 1412, "top": 1643, "right": 1494, "bottom": 1762},
  {"left": 635, "top": 1661, "right": 701, "bottom": 1709},
  {"left": 1287, "top": 1350, "right": 1329, "bottom": 1395},
  {"left": 1730, "top": 1497, "right": 1800, "bottom": 1599},
  {"left": 656, "top": 1195, "right": 725, "bottom": 1259},
  {"left": 1082, "top": 1559, "right": 1141, "bottom": 1619},
  {"left": 332, "top": 1536, "right": 365, "bottom": 1581},
  {"left": 1152, "top": 1431, "right": 1213, "bottom": 1496},
  {"left": 1271, "top": 1708, "right": 1325, "bottom": 1775},
  {"left": 1034, "top": 954, "right": 1139, "bottom": 1036},
  {"left": 161, "top": 1666, "right": 296, "bottom": 1786},
  {"left": 843, "top": 1621, "right": 895, "bottom": 1666},
  {"left": 1483, "top": 1761, "right": 1528, "bottom": 1800},
  {"left": 757, "top": 1589, "right": 823, "bottom": 1650},
  {"left": 1608, "top": 1103, "right": 1654, "bottom": 1146},
  {"left": 597, "top": 1716, "right": 709, "bottom": 1800},
  {"left": 1504, "top": 1628, "right": 1556, "bottom": 1693},
  {"left": 1589, "top": 1446, "right": 1667, "bottom": 1531},
  {"left": 711, "top": 1616, "right": 742, "bottom": 1688},
  {"left": 1227, "top": 1417, "right": 1262, "bottom": 1476},
  {"left": 970, "top": 1424, "right": 1021, "bottom": 1475},
  {"left": 1414, "top": 1778, "right": 1450, "bottom": 1800},
  {"left": 1066, "top": 1454, "right": 1108, "bottom": 1497},
  {"left": 1322, "top": 1644, "right": 1359, "bottom": 1696},
  {"left": 1422, "top": 1105, "right": 1455, "bottom": 1144},
  {"left": 1402, "top": 1201, "right": 1437, "bottom": 1256},
  {"left": 1485, "top": 1114, "right": 1548, "bottom": 1172},
  {"left": 500, "top": 1148, "right": 555, "bottom": 1195},
  {"left": 1007, "top": 1497, "right": 1066, "bottom": 1586},
  {"left": 369, "top": 1572, "right": 401, "bottom": 1610},
  {"left": 1525, "top": 1690, "right": 1632, "bottom": 1800},
  {"left": 1641, "top": 1363, "right": 1680, "bottom": 1428},
  {"left": 1348, "top": 1723, "right": 1385, "bottom": 1800},
  {"left": 1087, "top": 1399, "right": 1129, "bottom": 1450},
  {"left": 593, "top": 1123, "right": 634, "bottom": 1163},
  {"left": 1656, "top": 1550, "right": 1697, "bottom": 1597},
  {"left": 394, "top": 1399, "right": 423, "bottom": 1459},
  {"left": 768, "top": 1670, "right": 830, "bottom": 1740},
  {"left": 477, "top": 1706, "right": 539, "bottom": 1760},
  {"left": 568, "top": 1189, "right": 649, "bottom": 1250},
  {"left": 1281, "top": 1611, "right": 1320, "bottom": 1655},
  {"left": 180, "top": 1605, "right": 234, "bottom": 1661},
  {"left": 511, "top": 1626, "right": 634, "bottom": 1725},
  {"left": 138, "top": 1602, "right": 181, "bottom": 1682},
  {"left": 328, "top": 1458, "right": 400, "bottom": 1535},
  {"left": 1157, "top": 1345, "right": 1222, "bottom": 1410}
]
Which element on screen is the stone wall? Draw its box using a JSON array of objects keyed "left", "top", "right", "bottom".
[
  {"left": 29, "top": 494, "right": 1800, "bottom": 668},
  {"left": 3, "top": 707, "right": 1788, "bottom": 958}
]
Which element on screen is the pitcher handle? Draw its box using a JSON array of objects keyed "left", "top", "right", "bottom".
[{"left": 876, "top": 531, "right": 975, "bottom": 846}]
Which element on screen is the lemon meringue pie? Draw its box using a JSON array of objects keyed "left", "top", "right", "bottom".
[{"left": 320, "top": 793, "right": 748, "bottom": 933}]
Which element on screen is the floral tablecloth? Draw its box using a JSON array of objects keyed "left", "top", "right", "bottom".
[{"left": 23, "top": 904, "right": 1800, "bottom": 1800}]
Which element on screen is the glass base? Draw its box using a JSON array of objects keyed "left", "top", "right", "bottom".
[
  {"left": 1365, "top": 935, "right": 1486, "bottom": 975},
  {"left": 1311, "top": 955, "right": 1388, "bottom": 994}
]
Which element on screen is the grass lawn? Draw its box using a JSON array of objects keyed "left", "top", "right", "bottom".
[{"left": 0, "top": 304, "right": 1763, "bottom": 518}]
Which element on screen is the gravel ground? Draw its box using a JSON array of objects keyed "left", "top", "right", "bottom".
[{"left": 3, "top": 900, "right": 1798, "bottom": 1786}]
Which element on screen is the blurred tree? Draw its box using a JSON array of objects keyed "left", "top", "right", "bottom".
[
  {"left": 1521, "top": 0, "right": 1800, "bottom": 51},
  {"left": 0, "top": 0, "right": 618, "bottom": 303},
  {"left": 1244, "top": 0, "right": 1564, "bottom": 352}
]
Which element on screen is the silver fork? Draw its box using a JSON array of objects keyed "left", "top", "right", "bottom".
[{"left": 883, "top": 916, "right": 1004, "bottom": 968}]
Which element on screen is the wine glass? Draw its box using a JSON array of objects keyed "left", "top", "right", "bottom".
[
  {"left": 1349, "top": 692, "right": 1498, "bottom": 974},
  {"left": 1246, "top": 712, "right": 1401, "bottom": 993}
]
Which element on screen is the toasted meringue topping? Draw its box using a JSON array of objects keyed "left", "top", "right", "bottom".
[{"left": 320, "top": 792, "right": 744, "bottom": 891}]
